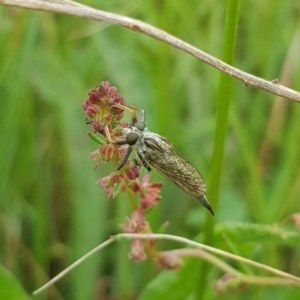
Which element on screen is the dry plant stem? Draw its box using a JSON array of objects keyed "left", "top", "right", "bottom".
[
  {"left": 117, "top": 233, "right": 300, "bottom": 284},
  {"left": 168, "top": 249, "right": 298, "bottom": 286},
  {"left": 1, "top": 0, "right": 300, "bottom": 103},
  {"left": 170, "top": 248, "right": 242, "bottom": 277},
  {"left": 32, "top": 238, "right": 114, "bottom": 296},
  {"left": 238, "top": 276, "right": 300, "bottom": 287},
  {"left": 33, "top": 233, "right": 300, "bottom": 296}
]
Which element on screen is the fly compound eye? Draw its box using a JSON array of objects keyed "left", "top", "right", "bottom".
[
  {"left": 126, "top": 132, "right": 139, "bottom": 145},
  {"left": 134, "top": 121, "right": 146, "bottom": 131}
]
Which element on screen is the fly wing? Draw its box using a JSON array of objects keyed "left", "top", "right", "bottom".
[{"left": 143, "top": 135, "right": 214, "bottom": 215}]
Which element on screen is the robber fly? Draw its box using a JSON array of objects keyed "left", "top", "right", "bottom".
[{"left": 111, "top": 105, "right": 214, "bottom": 216}]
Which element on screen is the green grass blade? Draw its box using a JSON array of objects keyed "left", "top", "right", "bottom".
[{"left": 198, "top": 0, "right": 241, "bottom": 298}]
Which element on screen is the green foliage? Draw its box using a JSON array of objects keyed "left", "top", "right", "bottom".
[
  {"left": 139, "top": 259, "right": 199, "bottom": 300},
  {"left": 216, "top": 222, "right": 300, "bottom": 247},
  {"left": 0, "top": 265, "right": 32, "bottom": 300},
  {"left": 0, "top": 0, "right": 300, "bottom": 299}
]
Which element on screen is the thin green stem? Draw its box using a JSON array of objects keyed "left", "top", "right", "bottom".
[
  {"left": 199, "top": 0, "right": 241, "bottom": 298},
  {"left": 125, "top": 184, "right": 138, "bottom": 210}
]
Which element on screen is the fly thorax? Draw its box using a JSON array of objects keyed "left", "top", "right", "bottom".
[{"left": 139, "top": 132, "right": 165, "bottom": 162}]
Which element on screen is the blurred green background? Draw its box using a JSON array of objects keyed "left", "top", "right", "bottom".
[{"left": 1, "top": 0, "right": 300, "bottom": 299}]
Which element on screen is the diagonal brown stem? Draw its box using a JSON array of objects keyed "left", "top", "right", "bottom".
[{"left": 1, "top": 0, "right": 300, "bottom": 102}]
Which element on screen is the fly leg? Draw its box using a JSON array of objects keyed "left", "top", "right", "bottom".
[
  {"left": 103, "top": 125, "right": 133, "bottom": 170},
  {"left": 109, "top": 103, "right": 146, "bottom": 127},
  {"left": 105, "top": 103, "right": 147, "bottom": 170},
  {"left": 134, "top": 154, "right": 152, "bottom": 172},
  {"left": 103, "top": 120, "right": 138, "bottom": 170}
]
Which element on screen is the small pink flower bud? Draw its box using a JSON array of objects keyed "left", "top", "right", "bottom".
[
  {"left": 154, "top": 252, "right": 183, "bottom": 269},
  {"left": 119, "top": 209, "right": 149, "bottom": 233},
  {"left": 128, "top": 239, "right": 147, "bottom": 262}
]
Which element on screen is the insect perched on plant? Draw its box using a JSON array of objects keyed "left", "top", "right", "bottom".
[{"left": 107, "top": 104, "right": 214, "bottom": 216}]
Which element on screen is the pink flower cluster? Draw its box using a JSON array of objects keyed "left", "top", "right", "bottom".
[
  {"left": 83, "top": 81, "right": 175, "bottom": 266},
  {"left": 83, "top": 81, "right": 125, "bottom": 136}
]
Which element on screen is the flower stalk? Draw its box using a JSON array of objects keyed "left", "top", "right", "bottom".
[{"left": 83, "top": 81, "right": 179, "bottom": 268}]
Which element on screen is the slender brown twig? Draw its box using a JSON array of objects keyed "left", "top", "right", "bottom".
[{"left": 1, "top": 0, "right": 300, "bottom": 102}]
